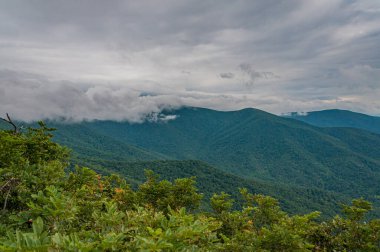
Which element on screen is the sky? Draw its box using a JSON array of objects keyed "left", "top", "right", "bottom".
[{"left": 0, "top": 0, "right": 380, "bottom": 122}]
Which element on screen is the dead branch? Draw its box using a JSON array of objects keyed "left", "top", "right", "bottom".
[
  {"left": 1, "top": 177, "right": 19, "bottom": 213},
  {"left": 0, "top": 113, "right": 19, "bottom": 134}
]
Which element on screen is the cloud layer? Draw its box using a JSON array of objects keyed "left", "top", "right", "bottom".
[{"left": 0, "top": 0, "right": 380, "bottom": 121}]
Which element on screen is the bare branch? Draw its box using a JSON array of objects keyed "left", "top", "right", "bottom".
[
  {"left": 1, "top": 177, "right": 19, "bottom": 213},
  {"left": 0, "top": 113, "right": 19, "bottom": 134},
  {"left": 2, "top": 188, "right": 11, "bottom": 212}
]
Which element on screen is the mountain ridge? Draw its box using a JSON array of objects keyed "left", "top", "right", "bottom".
[
  {"left": 43, "top": 107, "right": 380, "bottom": 201},
  {"left": 284, "top": 109, "right": 380, "bottom": 134}
]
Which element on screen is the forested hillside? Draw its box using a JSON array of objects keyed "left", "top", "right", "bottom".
[
  {"left": 43, "top": 122, "right": 170, "bottom": 162},
  {"left": 82, "top": 159, "right": 350, "bottom": 217},
  {"left": 48, "top": 107, "right": 380, "bottom": 205},
  {"left": 1, "top": 122, "right": 379, "bottom": 251}
]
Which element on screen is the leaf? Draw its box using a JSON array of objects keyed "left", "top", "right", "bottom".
[{"left": 33, "top": 217, "right": 44, "bottom": 236}]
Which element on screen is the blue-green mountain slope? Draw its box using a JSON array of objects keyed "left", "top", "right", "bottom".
[
  {"left": 42, "top": 107, "right": 380, "bottom": 203},
  {"left": 284, "top": 109, "right": 380, "bottom": 134}
]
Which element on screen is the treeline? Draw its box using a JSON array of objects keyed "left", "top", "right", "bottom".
[
  {"left": 84, "top": 159, "right": 351, "bottom": 218},
  {"left": 0, "top": 123, "right": 379, "bottom": 251}
]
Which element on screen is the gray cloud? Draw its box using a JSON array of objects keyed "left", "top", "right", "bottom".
[
  {"left": 237, "top": 63, "right": 279, "bottom": 87},
  {"left": 220, "top": 72, "right": 235, "bottom": 79},
  {"left": 0, "top": 0, "right": 380, "bottom": 120}
]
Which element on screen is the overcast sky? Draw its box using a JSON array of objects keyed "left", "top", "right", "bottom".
[{"left": 1, "top": 0, "right": 380, "bottom": 121}]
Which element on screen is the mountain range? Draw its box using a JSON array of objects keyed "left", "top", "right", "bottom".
[{"left": 2, "top": 107, "right": 379, "bottom": 217}]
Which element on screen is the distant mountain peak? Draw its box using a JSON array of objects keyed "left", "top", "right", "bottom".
[{"left": 284, "top": 109, "right": 380, "bottom": 134}]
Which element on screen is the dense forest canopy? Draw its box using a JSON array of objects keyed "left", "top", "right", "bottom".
[
  {"left": 0, "top": 122, "right": 379, "bottom": 251},
  {"left": 48, "top": 107, "right": 380, "bottom": 209}
]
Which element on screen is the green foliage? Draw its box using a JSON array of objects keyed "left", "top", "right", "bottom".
[
  {"left": 137, "top": 170, "right": 203, "bottom": 213},
  {"left": 27, "top": 186, "right": 79, "bottom": 232},
  {"left": 0, "top": 217, "right": 50, "bottom": 252},
  {"left": 342, "top": 198, "right": 373, "bottom": 221},
  {"left": 0, "top": 123, "right": 379, "bottom": 251},
  {"left": 90, "top": 159, "right": 352, "bottom": 218},
  {"left": 0, "top": 122, "right": 69, "bottom": 215},
  {"left": 211, "top": 192, "right": 234, "bottom": 214}
]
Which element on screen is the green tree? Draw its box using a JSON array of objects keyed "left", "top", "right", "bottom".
[
  {"left": 137, "top": 170, "right": 203, "bottom": 213},
  {"left": 0, "top": 122, "right": 68, "bottom": 214}
]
